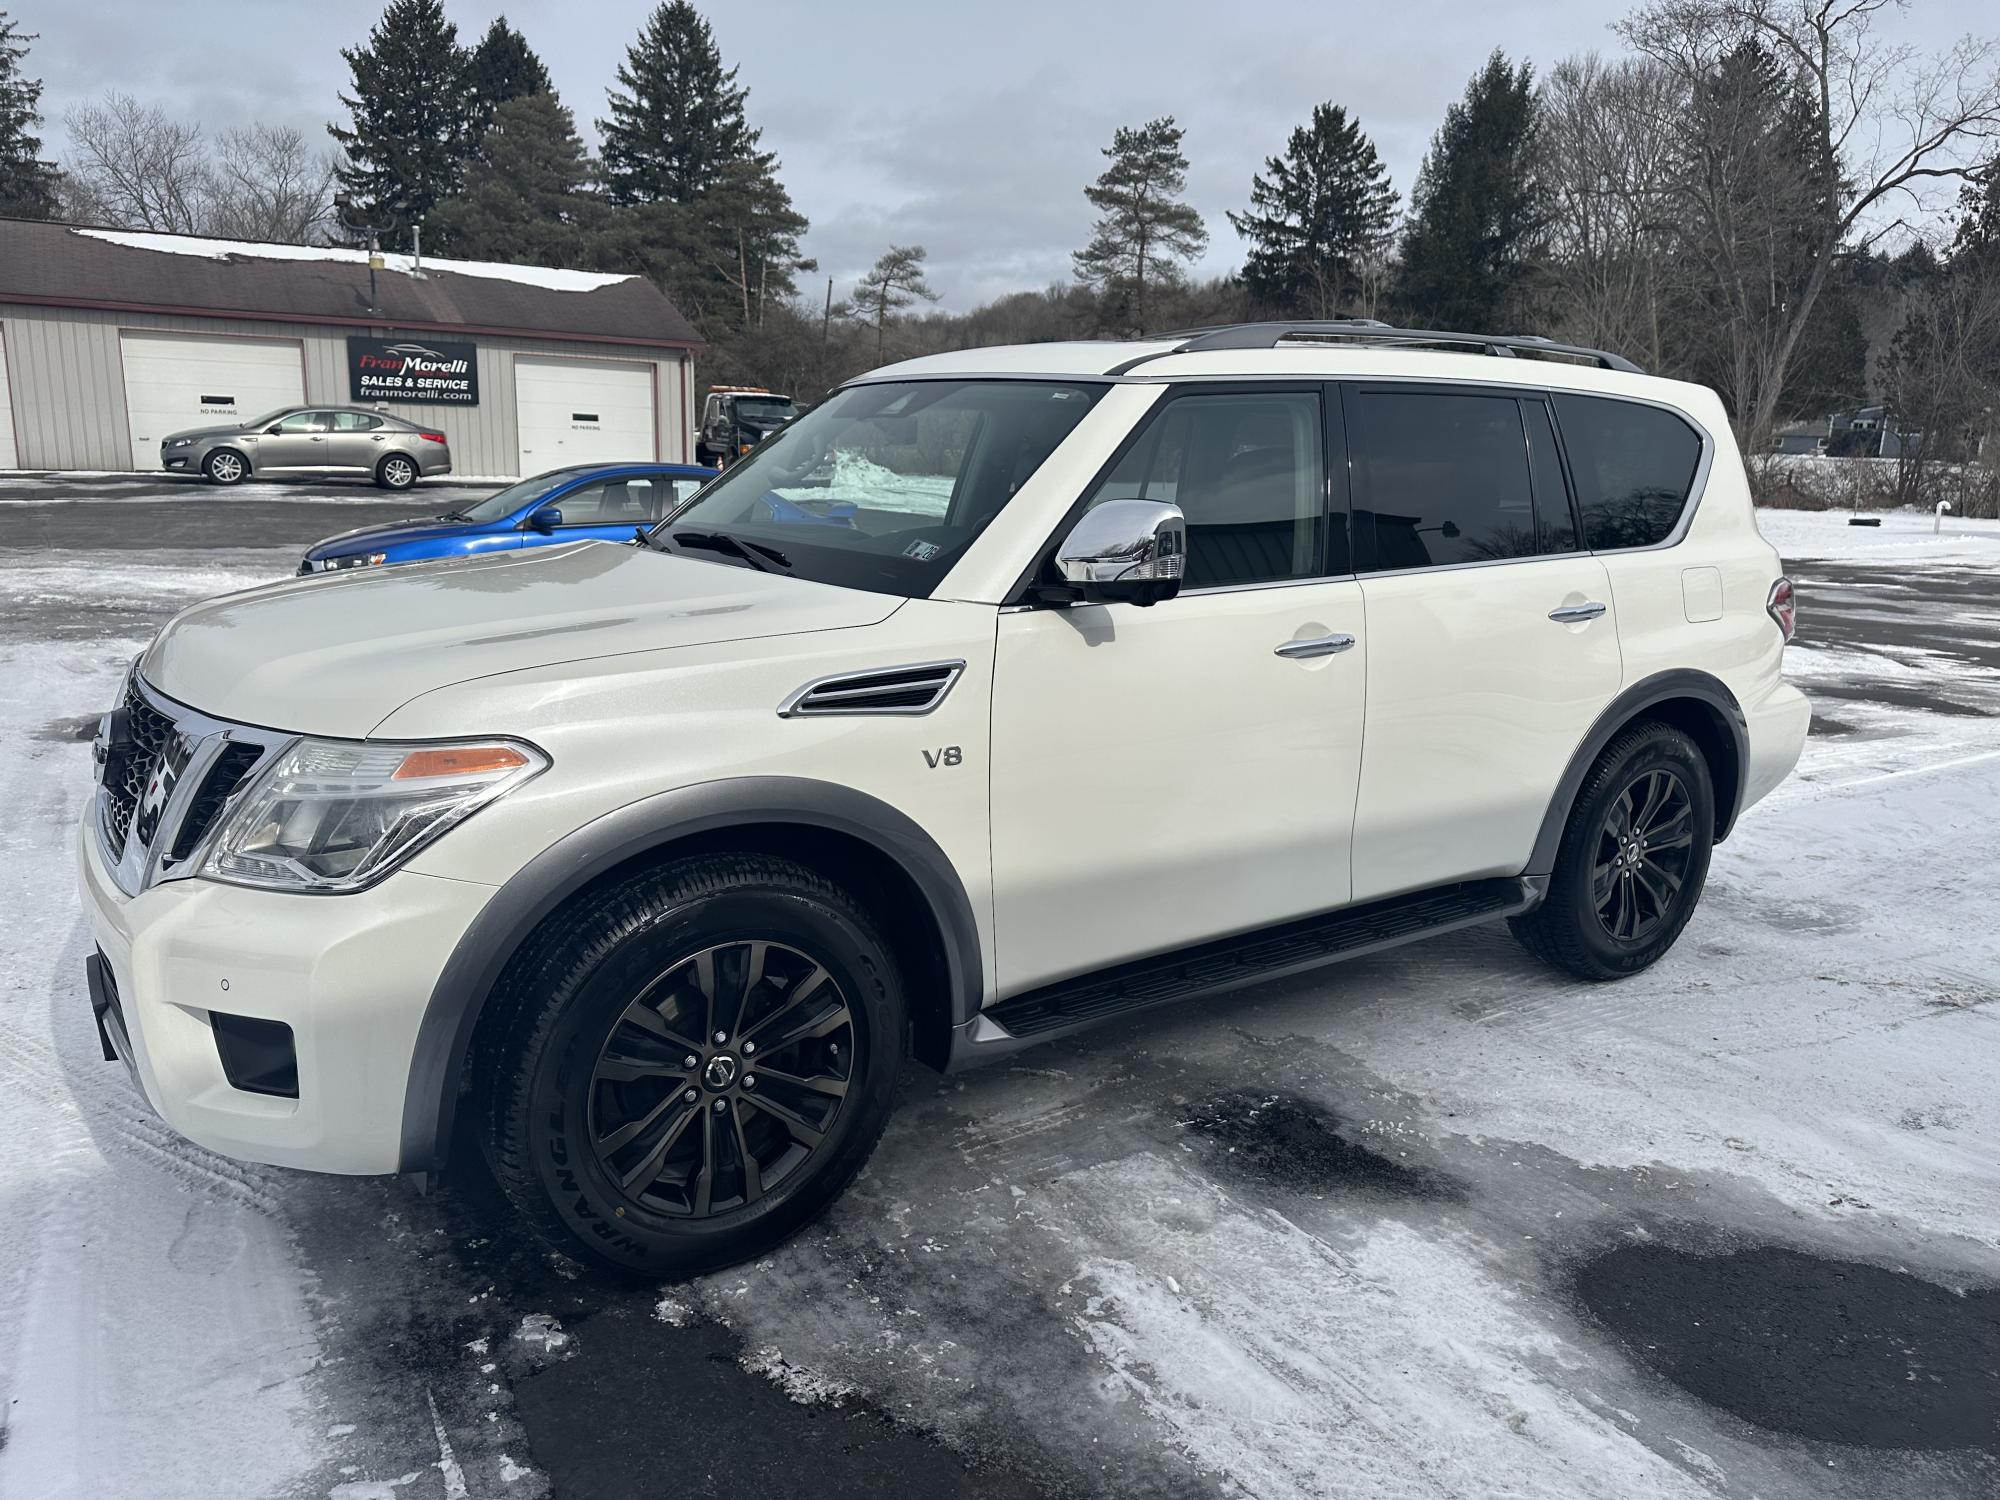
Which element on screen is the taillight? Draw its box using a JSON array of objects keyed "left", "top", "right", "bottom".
[
  {"left": 1766, "top": 576, "right": 1797, "bottom": 641},
  {"left": 420, "top": 431, "right": 447, "bottom": 444}
]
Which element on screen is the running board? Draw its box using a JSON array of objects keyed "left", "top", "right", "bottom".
[{"left": 956, "top": 878, "right": 1536, "bottom": 1065}]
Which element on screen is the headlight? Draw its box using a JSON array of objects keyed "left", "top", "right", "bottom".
[
  {"left": 168, "top": 437, "right": 195, "bottom": 449},
  {"left": 202, "top": 737, "right": 547, "bottom": 892},
  {"left": 327, "top": 552, "right": 388, "bottom": 570}
]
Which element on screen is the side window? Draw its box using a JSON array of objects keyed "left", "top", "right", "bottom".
[
  {"left": 1350, "top": 391, "right": 1540, "bottom": 570},
  {"left": 670, "top": 477, "right": 707, "bottom": 507},
  {"left": 552, "top": 477, "right": 657, "bottom": 525},
  {"left": 1553, "top": 394, "right": 1703, "bottom": 550},
  {"left": 274, "top": 411, "right": 330, "bottom": 434},
  {"left": 1523, "top": 400, "right": 1578, "bottom": 554},
  {"left": 331, "top": 412, "right": 383, "bottom": 432},
  {"left": 1084, "top": 390, "right": 1325, "bottom": 589}
]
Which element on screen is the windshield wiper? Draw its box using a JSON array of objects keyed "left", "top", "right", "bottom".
[
  {"left": 436, "top": 511, "right": 470, "bottom": 522},
  {"left": 668, "top": 530, "right": 791, "bottom": 574}
]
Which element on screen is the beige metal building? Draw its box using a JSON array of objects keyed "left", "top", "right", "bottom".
[{"left": 0, "top": 219, "right": 702, "bottom": 477}]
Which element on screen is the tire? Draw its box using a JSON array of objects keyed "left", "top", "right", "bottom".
[
  {"left": 476, "top": 854, "right": 906, "bottom": 1279},
  {"left": 202, "top": 449, "right": 248, "bottom": 486},
  {"left": 376, "top": 453, "right": 419, "bottom": 490},
  {"left": 1510, "top": 721, "right": 1715, "bottom": 982}
]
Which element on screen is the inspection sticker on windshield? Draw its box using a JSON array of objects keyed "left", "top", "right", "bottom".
[{"left": 902, "top": 539, "right": 942, "bottom": 562}]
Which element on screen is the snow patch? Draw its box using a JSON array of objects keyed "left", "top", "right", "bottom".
[
  {"left": 329, "top": 1473, "right": 424, "bottom": 1500},
  {"left": 510, "top": 1313, "right": 571, "bottom": 1359},
  {"left": 653, "top": 1293, "right": 699, "bottom": 1327},
  {"left": 73, "top": 228, "right": 634, "bottom": 294},
  {"left": 740, "top": 1346, "right": 858, "bottom": 1406},
  {"left": 1753, "top": 504, "right": 2000, "bottom": 565}
]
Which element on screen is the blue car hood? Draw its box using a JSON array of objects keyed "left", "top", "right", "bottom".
[{"left": 305, "top": 515, "right": 493, "bottom": 559}]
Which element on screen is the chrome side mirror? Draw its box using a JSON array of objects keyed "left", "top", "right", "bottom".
[{"left": 1054, "top": 499, "right": 1186, "bottom": 607}]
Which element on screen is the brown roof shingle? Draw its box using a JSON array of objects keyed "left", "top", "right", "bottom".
[{"left": 0, "top": 218, "right": 702, "bottom": 348}]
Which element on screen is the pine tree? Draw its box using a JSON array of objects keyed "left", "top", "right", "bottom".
[
  {"left": 597, "top": 2, "right": 808, "bottom": 329},
  {"left": 0, "top": 11, "right": 59, "bottom": 219},
  {"left": 1229, "top": 103, "right": 1397, "bottom": 318},
  {"left": 328, "top": 0, "right": 475, "bottom": 245},
  {"left": 850, "top": 245, "right": 940, "bottom": 359},
  {"left": 1072, "top": 117, "right": 1208, "bottom": 334},
  {"left": 468, "top": 16, "right": 551, "bottom": 131},
  {"left": 428, "top": 93, "right": 598, "bottom": 266},
  {"left": 1394, "top": 51, "right": 1546, "bottom": 331},
  {"left": 600, "top": 2, "right": 755, "bottom": 206}
]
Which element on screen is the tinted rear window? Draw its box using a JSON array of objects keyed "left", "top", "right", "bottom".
[
  {"left": 1554, "top": 394, "right": 1703, "bottom": 550},
  {"left": 1350, "top": 391, "right": 1544, "bottom": 570}
]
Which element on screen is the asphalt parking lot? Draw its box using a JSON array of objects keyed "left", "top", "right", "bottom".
[{"left": 2, "top": 481, "right": 1996, "bottom": 1500}]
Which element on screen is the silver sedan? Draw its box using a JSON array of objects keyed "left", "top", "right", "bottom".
[{"left": 161, "top": 406, "right": 454, "bottom": 490}]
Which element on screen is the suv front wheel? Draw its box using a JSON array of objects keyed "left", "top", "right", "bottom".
[
  {"left": 477, "top": 854, "right": 906, "bottom": 1278},
  {"left": 1511, "top": 721, "right": 1715, "bottom": 981}
]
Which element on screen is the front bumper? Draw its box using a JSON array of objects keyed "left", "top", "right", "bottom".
[{"left": 76, "top": 807, "right": 495, "bottom": 1175}]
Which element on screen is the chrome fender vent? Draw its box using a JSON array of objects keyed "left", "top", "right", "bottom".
[{"left": 779, "top": 660, "right": 965, "bottom": 718}]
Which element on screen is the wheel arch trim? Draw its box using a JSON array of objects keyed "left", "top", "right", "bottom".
[
  {"left": 396, "top": 776, "right": 984, "bottom": 1173},
  {"left": 1527, "top": 669, "right": 1749, "bottom": 878}
]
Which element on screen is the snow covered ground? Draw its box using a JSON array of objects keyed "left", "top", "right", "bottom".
[{"left": 0, "top": 504, "right": 1995, "bottom": 1499}]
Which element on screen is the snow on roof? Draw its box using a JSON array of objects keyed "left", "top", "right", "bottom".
[{"left": 72, "top": 228, "right": 635, "bottom": 294}]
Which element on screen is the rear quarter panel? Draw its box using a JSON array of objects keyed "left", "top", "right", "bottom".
[{"left": 1594, "top": 392, "right": 1788, "bottom": 714}]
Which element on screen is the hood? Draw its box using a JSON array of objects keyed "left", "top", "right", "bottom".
[
  {"left": 164, "top": 422, "right": 249, "bottom": 443},
  {"left": 304, "top": 514, "right": 492, "bottom": 560},
  {"left": 143, "top": 541, "right": 902, "bottom": 737}
]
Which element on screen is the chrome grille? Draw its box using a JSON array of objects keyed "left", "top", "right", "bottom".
[
  {"left": 778, "top": 661, "right": 965, "bottom": 718},
  {"left": 101, "top": 677, "right": 175, "bottom": 859},
  {"left": 92, "top": 672, "right": 293, "bottom": 896}
]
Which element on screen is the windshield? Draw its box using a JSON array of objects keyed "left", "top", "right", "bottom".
[
  {"left": 453, "top": 468, "right": 589, "bottom": 523},
  {"left": 733, "top": 397, "right": 796, "bottom": 422},
  {"left": 655, "top": 379, "right": 1105, "bottom": 598},
  {"left": 242, "top": 407, "right": 300, "bottom": 430}
]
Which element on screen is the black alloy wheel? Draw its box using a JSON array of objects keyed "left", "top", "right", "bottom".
[
  {"left": 1591, "top": 768, "right": 1695, "bottom": 945},
  {"left": 587, "top": 939, "right": 854, "bottom": 1218},
  {"left": 477, "top": 854, "right": 906, "bottom": 1278},
  {"left": 1510, "top": 720, "right": 1715, "bottom": 981}
]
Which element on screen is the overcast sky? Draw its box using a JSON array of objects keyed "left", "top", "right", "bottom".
[{"left": 19, "top": 0, "right": 2000, "bottom": 308}]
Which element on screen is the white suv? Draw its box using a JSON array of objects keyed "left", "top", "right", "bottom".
[{"left": 78, "top": 323, "right": 1809, "bottom": 1277}]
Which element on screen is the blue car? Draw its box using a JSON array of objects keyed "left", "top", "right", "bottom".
[{"left": 298, "top": 462, "right": 718, "bottom": 574}]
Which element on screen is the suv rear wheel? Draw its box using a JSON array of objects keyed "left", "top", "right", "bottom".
[
  {"left": 477, "top": 855, "right": 905, "bottom": 1278},
  {"left": 1510, "top": 721, "right": 1715, "bottom": 981}
]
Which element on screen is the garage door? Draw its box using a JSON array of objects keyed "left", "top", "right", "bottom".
[
  {"left": 516, "top": 356, "right": 655, "bottom": 472},
  {"left": 0, "top": 326, "right": 16, "bottom": 469},
  {"left": 120, "top": 332, "right": 305, "bottom": 469}
]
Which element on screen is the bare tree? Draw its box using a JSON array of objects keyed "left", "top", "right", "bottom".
[
  {"left": 850, "top": 244, "right": 939, "bottom": 360},
  {"left": 61, "top": 92, "right": 212, "bottom": 232},
  {"left": 1878, "top": 245, "right": 2000, "bottom": 513},
  {"left": 1538, "top": 54, "right": 1693, "bottom": 370},
  {"left": 208, "top": 124, "right": 336, "bottom": 243},
  {"left": 1622, "top": 0, "right": 2000, "bottom": 449}
]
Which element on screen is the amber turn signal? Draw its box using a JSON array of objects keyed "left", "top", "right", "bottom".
[{"left": 392, "top": 745, "right": 530, "bottom": 780}]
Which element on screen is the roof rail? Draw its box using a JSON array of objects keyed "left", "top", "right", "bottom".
[{"left": 1127, "top": 320, "right": 1644, "bottom": 375}]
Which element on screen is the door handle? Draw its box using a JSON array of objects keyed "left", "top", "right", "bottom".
[
  {"left": 1548, "top": 602, "right": 1607, "bottom": 623},
  {"left": 1274, "top": 634, "right": 1356, "bottom": 659}
]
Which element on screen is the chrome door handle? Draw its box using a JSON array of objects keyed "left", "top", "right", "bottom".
[
  {"left": 1548, "top": 602, "right": 1607, "bottom": 623},
  {"left": 1274, "top": 634, "right": 1356, "bottom": 659}
]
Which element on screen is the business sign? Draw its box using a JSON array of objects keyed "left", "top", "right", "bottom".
[{"left": 347, "top": 337, "right": 480, "bottom": 405}]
